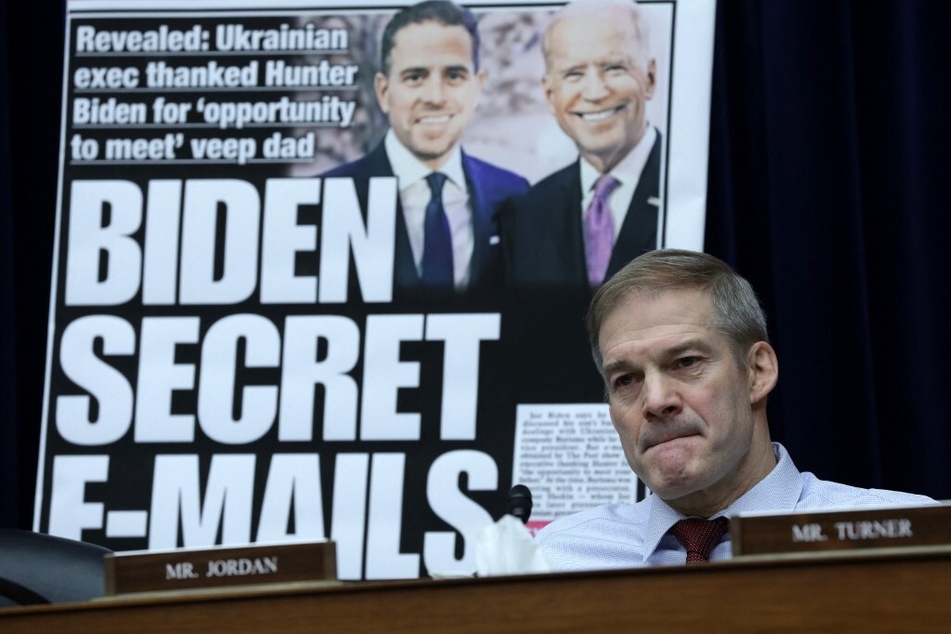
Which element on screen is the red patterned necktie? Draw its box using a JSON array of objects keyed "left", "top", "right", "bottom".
[
  {"left": 672, "top": 517, "right": 730, "bottom": 564},
  {"left": 583, "top": 174, "right": 620, "bottom": 287}
]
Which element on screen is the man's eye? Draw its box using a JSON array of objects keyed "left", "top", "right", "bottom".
[
  {"left": 447, "top": 70, "right": 468, "bottom": 82},
  {"left": 614, "top": 374, "right": 635, "bottom": 389},
  {"left": 403, "top": 72, "right": 424, "bottom": 84},
  {"left": 677, "top": 357, "right": 699, "bottom": 369}
]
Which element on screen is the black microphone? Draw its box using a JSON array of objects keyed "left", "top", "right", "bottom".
[{"left": 507, "top": 484, "right": 533, "bottom": 524}]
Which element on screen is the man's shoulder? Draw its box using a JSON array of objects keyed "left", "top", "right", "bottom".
[
  {"left": 534, "top": 502, "right": 650, "bottom": 571},
  {"left": 503, "top": 161, "right": 578, "bottom": 215},
  {"left": 796, "top": 472, "right": 938, "bottom": 510},
  {"left": 320, "top": 143, "right": 389, "bottom": 178},
  {"left": 461, "top": 153, "right": 530, "bottom": 201},
  {"left": 536, "top": 502, "right": 644, "bottom": 542},
  {"left": 526, "top": 162, "right": 578, "bottom": 196}
]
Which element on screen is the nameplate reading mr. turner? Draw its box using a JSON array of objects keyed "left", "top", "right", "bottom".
[
  {"left": 730, "top": 505, "right": 949, "bottom": 557},
  {"left": 104, "top": 540, "right": 336, "bottom": 596}
]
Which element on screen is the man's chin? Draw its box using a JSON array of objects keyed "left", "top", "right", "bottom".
[
  {"left": 575, "top": 137, "right": 638, "bottom": 170},
  {"left": 645, "top": 475, "right": 707, "bottom": 504},
  {"left": 408, "top": 139, "right": 458, "bottom": 165},
  {"left": 640, "top": 448, "right": 702, "bottom": 496}
]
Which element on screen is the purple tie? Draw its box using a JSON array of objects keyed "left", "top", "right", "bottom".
[
  {"left": 672, "top": 517, "right": 730, "bottom": 564},
  {"left": 584, "top": 174, "right": 620, "bottom": 287}
]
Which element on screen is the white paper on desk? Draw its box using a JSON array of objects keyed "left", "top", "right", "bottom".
[{"left": 475, "top": 514, "right": 551, "bottom": 576}]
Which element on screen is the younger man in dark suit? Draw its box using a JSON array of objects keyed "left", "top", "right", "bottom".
[
  {"left": 324, "top": 1, "right": 528, "bottom": 293},
  {"left": 501, "top": 0, "right": 661, "bottom": 288}
]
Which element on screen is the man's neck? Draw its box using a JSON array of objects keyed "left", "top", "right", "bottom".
[
  {"left": 664, "top": 435, "right": 778, "bottom": 518},
  {"left": 580, "top": 124, "right": 649, "bottom": 174}
]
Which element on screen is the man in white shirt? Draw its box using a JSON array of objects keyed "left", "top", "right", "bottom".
[
  {"left": 501, "top": 0, "right": 661, "bottom": 288},
  {"left": 536, "top": 249, "right": 937, "bottom": 570},
  {"left": 324, "top": 0, "right": 528, "bottom": 293}
]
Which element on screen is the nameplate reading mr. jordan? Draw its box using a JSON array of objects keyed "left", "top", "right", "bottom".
[{"left": 104, "top": 540, "right": 336, "bottom": 595}]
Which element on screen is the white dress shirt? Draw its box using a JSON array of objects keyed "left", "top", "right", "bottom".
[
  {"left": 579, "top": 125, "right": 658, "bottom": 242},
  {"left": 536, "top": 442, "right": 937, "bottom": 571},
  {"left": 384, "top": 131, "right": 473, "bottom": 289}
]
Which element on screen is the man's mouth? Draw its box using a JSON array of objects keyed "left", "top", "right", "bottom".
[
  {"left": 417, "top": 114, "right": 452, "bottom": 125},
  {"left": 576, "top": 105, "right": 624, "bottom": 122},
  {"left": 640, "top": 426, "right": 702, "bottom": 453}
]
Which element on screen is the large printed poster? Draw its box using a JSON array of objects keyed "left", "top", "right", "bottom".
[{"left": 36, "top": 0, "right": 714, "bottom": 579}]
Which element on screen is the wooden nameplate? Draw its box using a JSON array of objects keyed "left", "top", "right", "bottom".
[
  {"left": 731, "top": 504, "right": 950, "bottom": 557},
  {"left": 104, "top": 540, "right": 336, "bottom": 596}
]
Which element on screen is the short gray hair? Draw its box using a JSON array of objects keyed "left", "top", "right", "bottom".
[
  {"left": 586, "top": 249, "right": 769, "bottom": 373},
  {"left": 542, "top": 0, "right": 651, "bottom": 71}
]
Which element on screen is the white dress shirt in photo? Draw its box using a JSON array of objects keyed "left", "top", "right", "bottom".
[
  {"left": 384, "top": 130, "right": 474, "bottom": 289},
  {"left": 579, "top": 125, "right": 659, "bottom": 242}
]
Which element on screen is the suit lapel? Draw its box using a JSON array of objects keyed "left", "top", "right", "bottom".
[
  {"left": 369, "top": 143, "right": 422, "bottom": 289},
  {"left": 461, "top": 153, "right": 493, "bottom": 285},
  {"left": 608, "top": 133, "right": 661, "bottom": 276},
  {"left": 565, "top": 162, "right": 590, "bottom": 283}
]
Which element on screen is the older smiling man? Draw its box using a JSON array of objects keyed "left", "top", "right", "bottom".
[
  {"left": 501, "top": 0, "right": 661, "bottom": 289},
  {"left": 324, "top": 1, "right": 528, "bottom": 293},
  {"left": 535, "top": 249, "right": 937, "bottom": 570}
]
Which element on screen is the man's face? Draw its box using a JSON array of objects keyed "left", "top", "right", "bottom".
[
  {"left": 543, "top": 12, "right": 656, "bottom": 173},
  {"left": 599, "top": 288, "right": 772, "bottom": 511},
  {"left": 375, "top": 21, "right": 485, "bottom": 170}
]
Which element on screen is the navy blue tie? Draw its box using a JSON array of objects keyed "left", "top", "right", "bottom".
[{"left": 421, "top": 172, "right": 454, "bottom": 288}]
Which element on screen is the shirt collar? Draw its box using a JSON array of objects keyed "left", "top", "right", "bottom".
[
  {"left": 579, "top": 125, "right": 657, "bottom": 194},
  {"left": 384, "top": 129, "right": 467, "bottom": 193},
  {"left": 725, "top": 442, "right": 804, "bottom": 516},
  {"left": 640, "top": 442, "right": 803, "bottom": 558}
]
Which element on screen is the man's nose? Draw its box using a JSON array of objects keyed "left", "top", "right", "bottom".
[
  {"left": 581, "top": 68, "right": 610, "bottom": 101},
  {"left": 422, "top": 75, "right": 446, "bottom": 103},
  {"left": 641, "top": 372, "right": 682, "bottom": 420}
]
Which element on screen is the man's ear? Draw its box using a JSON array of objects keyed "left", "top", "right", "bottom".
[
  {"left": 748, "top": 341, "right": 778, "bottom": 405},
  {"left": 374, "top": 72, "right": 390, "bottom": 114},
  {"left": 542, "top": 73, "right": 557, "bottom": 116},
  {"left": 475, "top": 68, "right": 487, "bottom": 91},
  {"left": 644, "top": 58, "right": 657, "bottom": 99},
  {"left": 470, "top": 69, "right": 487, "bottom": 111}
]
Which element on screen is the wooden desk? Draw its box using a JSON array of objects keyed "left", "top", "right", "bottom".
[{"left": 2, "top": 547, "right": 949, "bottom": 632}]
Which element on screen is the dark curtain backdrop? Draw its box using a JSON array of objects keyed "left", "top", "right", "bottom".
[
  {"left": 706, "top": 0, "right": 951, "bottom": 497},
  {"left": 1, "top": 0, "right": 948, "bottom": 530},
  {"left": 0, "top": 0, "right": 18, "bottom": 530}
]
